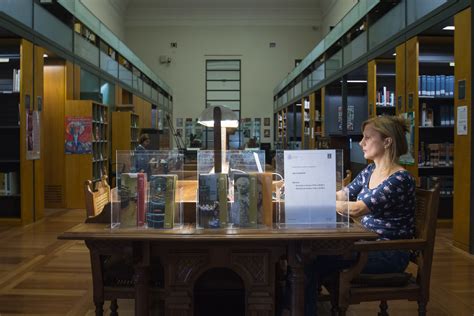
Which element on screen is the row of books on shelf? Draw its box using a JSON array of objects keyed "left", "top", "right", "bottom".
[
  {"left": 419, "top": 142, "right": 453, "bottom": 167},
  {"left": 419, "top": 176, "right": 453, "bottom": 197},
  {"left": 418, "top": 75, "right": 454, "bottom": 97},
  {"left": 420, "top": 104, "right": 454, "bottom": 127},
  {"left": 11, "top": 69, "right": 20, "bottom": 92},
  {"left": 376, "top": 86, "right": 395, "bottom": 107},
  {"left": 0, "top": 172, "right": 19, "bottom": 195}
]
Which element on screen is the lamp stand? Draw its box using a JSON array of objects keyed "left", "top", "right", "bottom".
[{"left": 213, "top": 106, "right": 222, "bottom": 173}]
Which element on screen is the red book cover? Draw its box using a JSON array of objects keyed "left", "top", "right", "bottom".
[{"left": 137, "top": 173, "right": 147, "bottom": 227}]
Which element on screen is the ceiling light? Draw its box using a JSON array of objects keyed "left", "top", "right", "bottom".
[
  {"left": 43, "top": 53, "right": 48, "bottom": 58},
  {"left": 392, "top": 53, "right": 397, "bottom": 56},
  {"left": 443, "top": 26, "right": 455, "bottom": 31},
  {"left": 347, "top": 80, "right": 367, "bottom": 83},
  {"left": 0, "top": 58, "right": 9, "bottom": 63},
  {"left": 449, "top": 62, "right": 455, "bottom": 67}
]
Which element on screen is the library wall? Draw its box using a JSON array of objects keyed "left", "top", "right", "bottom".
[
  {"left": 320, "top": 0, "right": 359, "bottom": 36},
  {"left": 124, "top": 25, "right": 320, "bottom": 141}
]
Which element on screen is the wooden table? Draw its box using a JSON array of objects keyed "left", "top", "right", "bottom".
[{"left": 59, "top": 223, "right": 376, "bottom": 316}]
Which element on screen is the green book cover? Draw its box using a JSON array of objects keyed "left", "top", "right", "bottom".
[
  {"left": 164, "top": 174, "right": 177, "bottom": 229},
  {"left": 218, "top": 173, "right": 228, "bottom": 228},
  {"left": 248, "top": 174, "right": 258, "bottom": 227}
]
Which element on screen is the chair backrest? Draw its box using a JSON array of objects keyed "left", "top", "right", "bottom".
[
  {"left": 413, "top": 184, "right": 440, "bottom": 298},
  {"left": 84, "top": 175, "right": 111, "bottom": 217},
  {"left": 342, "top": 170, "right": 352, "bottom": 187}
]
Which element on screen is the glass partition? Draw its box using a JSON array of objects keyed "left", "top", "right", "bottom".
[
  {"left": 74, "top": 33, "right": 99, "bottom": 66},
  {"left": 100, "top": 50, "right": 118, "bottom": 78},
  {"left": 369, "top": 1, "right": 406, "bottom": 50},
  {"left": 407, "top": 0, "right": 448, "bottom": 26},
  {"left": 34, "top": 3, "right": 72, "bottom": 52},
  {"left": 0, "top": 0, "right": 33, "bottom": 28},
  {"left": 196, "top": 150, "right": 267, "bottom": 229},
  {"left": 274, "top": 149, "right": 349, "bottom": 228},
  {"left": 326, "top": 50, "right": 343, "bottom": 78},
  {"left": 311, "top": 63, "right": 325, "bottom": 87},
  {"left": 343, "top": 32, "right": 367, "bottom": 66},
  {"left": 112, "top": 150, "right": 184, "bottom": 229},
  {"left": 119, "top": 64, "right": 133, "bottom": 88}
]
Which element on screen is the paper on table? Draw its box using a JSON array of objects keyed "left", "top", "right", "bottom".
[{"left": 284, "top": 150, "right": 336, "bottom": 224}]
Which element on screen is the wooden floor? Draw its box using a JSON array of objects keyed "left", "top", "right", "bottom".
[{"left": 0, "top": 209, "right": 473, "bottom": 315}]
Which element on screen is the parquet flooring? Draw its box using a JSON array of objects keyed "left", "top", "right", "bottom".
[{"left": 0, "top": 209, "right": 473, "bottom": 315}]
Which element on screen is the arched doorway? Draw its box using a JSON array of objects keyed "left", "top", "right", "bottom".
[{"left": 194, "top": 267, "right": 245, "bottom": 316}]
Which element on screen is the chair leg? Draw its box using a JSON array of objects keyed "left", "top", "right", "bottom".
[
  {"left": 110, "top": 299, "right": 118, "bottom": 316},
  {"left": 94, "top": 300, "right": 104, "bottom": 316},
  {"left": 378, "top": 300, "right": 388, "bottom": 316},
  {"left": 417, "top": 301, "right": 427, "bottom": 316}
]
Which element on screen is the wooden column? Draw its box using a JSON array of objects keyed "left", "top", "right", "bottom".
[
  {"left": 453, "top": 8, "right": 472, "bottom": 253},
  {"left": 395, "top": 42, "right": 407, "bottom": 115},
  {"left": 367, "top": 60, "right": 377, "bottom": 118},
  {"left": 404, "top": 37, "right": 420, "bottom": 181},
  {"left": 33, "top": 45, "right": 44, "bottom": 220}
]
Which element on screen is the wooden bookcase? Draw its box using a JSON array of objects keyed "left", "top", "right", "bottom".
[
  {"left": 64, "top": 100, "right": 109, "bottom": 209},
  {"left": 399, "top": 36, "right": 455, "bottom": 222},
  {"left": 368, "top": 59, "right": 396, "bottom": 118},
  {"left": 111, "top": 111, "right": 140, "bottom": 166},
  {"left": 0, "top": 39, "right": 43, "bottom": 224},
  {"left": 301, "top": 96, "right": 310, "bottom": 149},
  {"left": 276, "top": 108, "right": 287, "bottom": 148}
]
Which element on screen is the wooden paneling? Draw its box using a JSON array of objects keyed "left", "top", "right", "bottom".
[
  {"left": 19, "top": 39, "right": 34, "bottom": 224},
  {"left": 395, "top": 43, "right": 406, "bottom": 115},
  {"left": 453, "top": 8, "right": 471, "bottom": 252},
  {"left": 64, "top": 101, "right": 94, "bottom": 209},
  {"left": 367, "top": 60, "right": 376, "bottom": 118},
  {"left": 65, "top": 61, "right": 80, "bottom": 100},
  {"left": 404, "top": 37, "right": 419, "bottom": 180},
  {"left": 44, "top": 60, "right": 67, "bottom": 208},
  {"left": 133, "top": 95, "right": 152, "bottom": 129},
  {"left": 33, "top": 45, "right": 44, "bottom": 220}
]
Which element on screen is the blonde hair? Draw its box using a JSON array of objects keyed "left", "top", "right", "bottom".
[{"left": 362, "top": 116, "right": 409, "bottom": 163}]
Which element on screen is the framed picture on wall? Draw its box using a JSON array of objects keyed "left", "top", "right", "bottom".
[
  {"left": 264, "top": 129, "right": 270, "bottom": 138},
  {"left": 176, "top": 118, "right": 183, "bottom": 127},
  {"left": 264, "top": 117, "right": 270, "bottom": 126}
]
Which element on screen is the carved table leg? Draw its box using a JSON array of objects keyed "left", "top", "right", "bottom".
[
  {"left": 288, "top": 241, "right": 304, "bottom": 316},
  {"left": 134, "top": 241, "right": 150, "bottom": 316},
  {"left": 110, "top": 299, "right": 118, "bottom": 316}
]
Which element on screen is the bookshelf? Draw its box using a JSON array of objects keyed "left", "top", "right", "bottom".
[
  {"left": 368, "top": 59, "right": 396, "bottom": 118},
  {"left": 0, "top": 39, "right": 43, "bottom": 224},
  {"left": 64, "top": 100, "right": 109, "bottom": 209},
  {"left": 301, "top": 96, "right": 310, "bottom": 149},
  {"left": 111, "top": 111, "right": 140, "bottom": 163},
  {"left": 276, "top": 108, "right": 287, "bottom": 149}
]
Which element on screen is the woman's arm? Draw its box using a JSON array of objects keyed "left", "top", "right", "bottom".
[{"left": 336, "top": 200, "right": 370, "bottom": 218}]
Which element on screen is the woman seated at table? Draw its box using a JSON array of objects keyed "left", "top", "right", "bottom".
[{"left": 305, "top": 115, "right": 416, "bottom": 316}]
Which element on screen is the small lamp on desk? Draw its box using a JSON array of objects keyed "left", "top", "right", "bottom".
[{"left": 198, "top": 105, "right": 239, "bottom": 173}]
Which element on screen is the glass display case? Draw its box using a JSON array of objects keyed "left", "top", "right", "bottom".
[
  {"left": 196, "top": 150, "right": 267, "bottom": 229},
  {"left": 274, "top": 149, "right": 350, "bottom": 228},
  {"left": 112, "top": 150, "right": 184, "bottom": 229}
]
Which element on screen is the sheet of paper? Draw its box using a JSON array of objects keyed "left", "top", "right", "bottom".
[
  {"left": 457, "top": 105, "right": 468, "bottom": 135},
  {"left": 284, "top": 150, "right": 336, "bottom": 224}
]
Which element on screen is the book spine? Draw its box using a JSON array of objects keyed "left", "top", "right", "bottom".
[
  {"left": 164, "top": 175, "right": 176, "bottom": 229},
  {"left": 219, "top": 174, "right": 228, "bottom": 228},
  {"left": 248, "top": 174, "right": 258, "bottom": 227},
  {"left": 137, "top": 173, "right": 147, "bottom": 227}
]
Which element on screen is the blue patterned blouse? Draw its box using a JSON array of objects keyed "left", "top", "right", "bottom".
[{"left": 347, "top": 164, "right": 415, "bottom": 240}]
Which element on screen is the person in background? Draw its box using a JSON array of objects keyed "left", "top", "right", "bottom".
[
  {"left": 135, "top": 133, "right": 151, "bottom": 177},
  {"left": 305, "top": 115, "right": 416, "bottom": 316}
]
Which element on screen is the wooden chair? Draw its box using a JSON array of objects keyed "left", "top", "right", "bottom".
[
  {"left": 331, "top": 184, "right": 440, "bottom": 316},
  {"left": 84, "top": 175, "right": 111, "bottom": 217},
  {"left": 342, "top": 170, "right": 352, "bottom": 187}
]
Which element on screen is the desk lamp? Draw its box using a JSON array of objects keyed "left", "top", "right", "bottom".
[{"left": 198, "top": 105, "right": 239, "bottom": 173}]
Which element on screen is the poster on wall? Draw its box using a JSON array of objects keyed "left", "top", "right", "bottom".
[
  {"left": 399, "top": 112, "right": 415, "bottom": 165},
  {"left": 26, "top": 109, "right": 41, "bottom": 160},
  {"left": 64, "top": 116, "right": 92, "bottom": 154}
]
